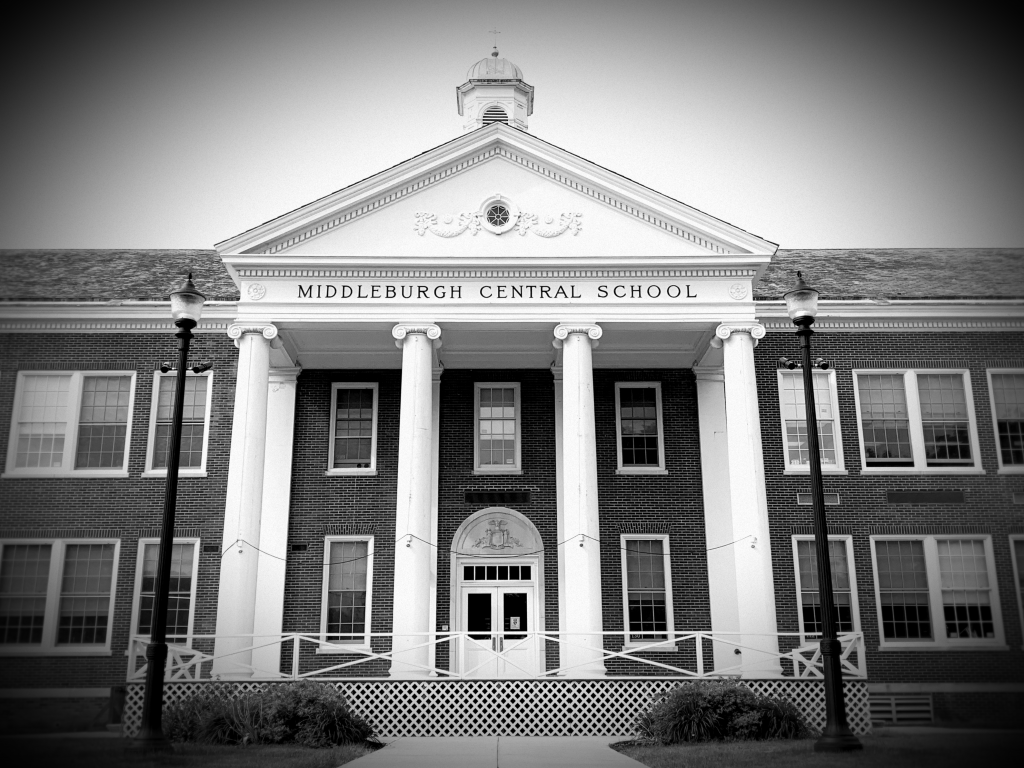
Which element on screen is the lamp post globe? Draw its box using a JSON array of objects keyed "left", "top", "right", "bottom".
[
  {"left": 783, "top": 271, "right": 861, "bottom": 752},
  {"left": 133, "top": 274, "right": 206, "bottom": 750}
]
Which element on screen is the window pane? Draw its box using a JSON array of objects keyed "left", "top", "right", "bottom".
[
  {"left": 137, "top": 543, "right": 194, "bottom": 640},
  {"left": 796, "top": 540, "right": 853, "bottom": 635},
  {"left": 478, "top": 387, "right": 516, "bottom": 466},
  {"left": 58, "top": 544, "right": 114, "bottom": 645},
  {"left": 938, "top": 539, "right": 994, "bottom": 639},
  {"left": 16, "top": 375, "right": 71, "bottom": 468},
  {"left": 620, "top": 388, "right": 660, "bottom": 467},
  {"left": 333, "top": 389, "right": 374, "bottom": 468},
  {"left": 875, "top": 540, "right": 931, "bottom": 640},
  {"left": 918, "top": 374, "right": 972, "bottom": 465},
  {"left": 75, "top": 376, "right": 131, "bottom": 468},
  {"left": 153, "top": 377, "right": 208, "bottom": 469},
  {"left": 781, "top": 372, "right": 836, "bottom": 466},
  {"left": 993, "top": 373, "right": 1024, "bottom": 465},
  {"left": 858, "top": 374, "right": 913, "bottom": 464},
  {"left": 326, "top": 541, "right": 369, "bottom": 641},
  {"left": 625, "top": 539, "right": 668, "bottom": 639},
  {"left": 0, "top": 544, "right": 52, "bottom": 644}
]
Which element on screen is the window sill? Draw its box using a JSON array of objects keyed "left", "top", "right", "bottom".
[
  {"left": 141, "top": 470, "right": 208, "bottom": 478},
  {"left": 621, "top": 642, "right": 679, "bottom": 652},
  {"left": 1, "top": 471, "right": 130, "bottom": 479},
  {"left": 859, "top": 468, "right": 985, "bottom": 476},
  {"left": 997, "top": 466, "right": 1024, "bottom": 475},
  {"left": 877, "top": 643, "right": 1008, "bottom": 652},
  {"left": 315, "top": 644, "right": 371, "bottom": 654},
  {"left": 615, "top": 468, "right": 668, "bottom": 475},
  {"left": 324, "top": 469, "right": 377, "bottom": 477},
  {"left": 0, "top": 648, "right": 113, "bottom": 657},
  {"left": 783, "top": 468, "right": 848, "bottom": 476},
  {"left": 472, "top": 469, "right": 523, "bottom": 476}
]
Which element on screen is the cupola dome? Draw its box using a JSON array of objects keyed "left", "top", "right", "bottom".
[{"left": 456, "top": 47, "right": 534, "bottom": 133}]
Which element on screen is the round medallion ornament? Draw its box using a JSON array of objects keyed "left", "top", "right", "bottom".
[
  {"left": 729, "top": 283, "right": 748, "bottom": 300},
  {"left": 247, "top": 283, "right": 267, "bottom": 301},
  {"left": 486, "top": 204, "right": 510, "bottom": 227}
]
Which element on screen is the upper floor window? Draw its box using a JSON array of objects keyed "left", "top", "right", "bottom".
[
  {"left": 853, "top": 370, "right": 980, "bottom": 472},
  {"left": 615, "top": 383, "right": 665, "bottom": 473},
  {"left": 144, "top": 372, "right": 212, "bottom": 475},
  {"left": 320, "top": 536, "right": 374, "bottom": 650},
  {"left": 130, "top": 539, "right": 199, "bottom": 644},
  {"left": 328, "top": 383, "right": 378, "bottom": 475},
  {"left": 1010, "top": 535, "right": 1024, "bottom": 644},
  {"left": 474, "top": 383, "right": 521, "bottom": 473},
  {"left": 0, "top": 539, "right": 120, "bottom": 654},
  {"left": 4, "top": 371, "right": 136, "bottom": 477},
  {"left": 620, "top": 535, "right": 674, "bottom": 646},
  {"left": 869, "top": 535, "right": 1004, "bottom": 649},
  {"left": 988, "top": 370, "right": 1024, "bottom": 471},
  {"left": 792, "top": 536, "right": 859, "bottom": 641},
  {"left": 777, "top": 370, "right": 844, "bottom": 471}
]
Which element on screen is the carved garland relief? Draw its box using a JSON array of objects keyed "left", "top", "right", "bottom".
[{"left": 414, "top": 196, "right": 582, "bottom": 238}]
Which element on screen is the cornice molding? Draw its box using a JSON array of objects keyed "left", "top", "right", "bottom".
[
  {"left": 761, "top": 318, "right": 1024, "bottom": 332},
  {"left": 254, "top": 145, "right": 732, "bottom": 256},
  {"left": 0, "top": 320, "right": 230, "bottom": 333},
  {"left": 234, "top": 267, "right": 759, "bottom": 278}
]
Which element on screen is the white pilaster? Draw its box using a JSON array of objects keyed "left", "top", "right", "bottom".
[
  {"left": 390, "top": 323, "right": 441, "bottom": 677},
  {"left": 251, "top": 366, "right": 301, "bottom": 676},
  {"left": 713, "top": 323, "right": 781, "bottom": 676},
  {"left": 427, "top": 364, "right": 442, "bottom": 675},
  {"left": 214, "top": 323, "right": 276, "bottom": 678},
  {"left": 693, "top": 364, "right": 741, "bottom": 673},
  {"left": 552, "top": 363, "right": 566, "bottom": 642},
  {"left": 553, "top": 324, "right": 605, "bottom": 676}
]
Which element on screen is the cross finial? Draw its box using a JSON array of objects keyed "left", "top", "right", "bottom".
[{"left": 489, "top": 27, "right": 500, "bottom": 54}]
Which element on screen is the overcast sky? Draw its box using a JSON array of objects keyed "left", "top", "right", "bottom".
[{"left": 1, "top": 0, "right": 1021, "bottom": 250}]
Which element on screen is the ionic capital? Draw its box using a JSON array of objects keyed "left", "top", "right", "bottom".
[
  {"left": 227, "top": 323, "right": 278, "bottom": 347},
  {"left": 710, "top": 322, "right": 765, "bottom": 349},
  {"left": 392, "top": 323, "right": 442, "bottom": 349},
  {"left": 552, "top": 323, "right": 602, "bottom": 349}
]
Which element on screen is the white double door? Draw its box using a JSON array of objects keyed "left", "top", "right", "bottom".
[{"left": 460, "top": 584, "right": 538, "bottom": 678}]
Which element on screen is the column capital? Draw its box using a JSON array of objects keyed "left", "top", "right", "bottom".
[
  {"left": 393, "top": 323, "right": 442, "bottom": 348},
  {"left": 552, "top": 323, "right": 602, "bottom": 349},
  {"left": 228, "top": 322, "right": 278, "bottom": 344},
  {"left": 269, "top": 366, "right": 302, "bottom": 390},
  {"left": 710, "top": 323, "right": 765, "bottom": 349},
  {"left": 692, "top": 365, "right": 725, "bottom": 382}
]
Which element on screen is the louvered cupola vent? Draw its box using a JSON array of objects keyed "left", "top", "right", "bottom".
[{"left": 482, "top": 106, "right": 509, "bottom": 125}]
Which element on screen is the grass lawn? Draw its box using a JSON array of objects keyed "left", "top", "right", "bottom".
[
  {"left": 612, "top": 729, "right": 1019, "bottom": 767},
  {"left": 0, "top": 736, "right": 375, "bottom": 768}
]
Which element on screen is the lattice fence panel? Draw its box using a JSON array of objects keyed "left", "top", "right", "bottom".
[{"left": 123, "top": 679, "right": 871, "bottom": 738}]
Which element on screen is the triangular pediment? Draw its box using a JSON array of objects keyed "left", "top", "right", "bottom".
[{"left": 216, "top": 124, "right": 776, "bottom": 264}]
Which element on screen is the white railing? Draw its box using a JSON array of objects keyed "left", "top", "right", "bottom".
[{"left": 127, "top": 630, "right": 866, "bottom": 682}]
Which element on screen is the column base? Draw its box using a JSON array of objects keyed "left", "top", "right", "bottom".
[{"left": 814, "top": 732, "right": 863, "bottom": 752}]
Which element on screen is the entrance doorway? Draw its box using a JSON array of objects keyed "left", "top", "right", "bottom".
[{"left": 459, "top": 568, "right": 538, "bottom": 678}]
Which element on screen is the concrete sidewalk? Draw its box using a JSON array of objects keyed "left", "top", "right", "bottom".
[{"left": 349, "top": 736, "right": 643, "bottom": 767}]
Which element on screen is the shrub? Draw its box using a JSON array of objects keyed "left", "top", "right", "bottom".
[
  {"left": 638, "top": 681, "right": 809, "bottom": 744},
  {"left": 162, "top": 681, "right": 375, "bottom": 748}
]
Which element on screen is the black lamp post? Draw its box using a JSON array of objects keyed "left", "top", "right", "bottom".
[
  {"left": 133, "top": 274, "right": 207, "bottom": 749},
  {"left": 781, "top": 272, "right": 862, "bottom": 752}
]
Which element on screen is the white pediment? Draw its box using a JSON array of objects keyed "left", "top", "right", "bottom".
[{"left": 216, "top": 124, "right": 776, "bottom": 265}]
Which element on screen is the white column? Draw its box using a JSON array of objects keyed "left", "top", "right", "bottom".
[
  {"left": 693, "top": 365, "right": 741, "bottom": 673},
  {"left": 553, "top": 324, "right": 605, "bottom": 676},
  {"left": 713, "top": 323, "right": 781, "bottom": 676},
  {"left": 214, "top": 323, "right": 276, "bottom": 678},
  {"left": 252, "top": 366, "right": 301, "bottom": 676},
  {"left": 427, "top": 364, "right": 442, "bottom": 675},
  {"left": 390, "top": 323, "right": 441, "bottom": 677}
]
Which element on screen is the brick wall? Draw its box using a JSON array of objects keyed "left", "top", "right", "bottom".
[
  {"left": 755, "top": 330, "right": 1024, "bottom": 684},
  {"left": 0, "top": 331, "right": 236, "bottom": 689}
]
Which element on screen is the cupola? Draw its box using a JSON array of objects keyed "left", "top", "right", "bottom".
[{"left": 456, "top": 47, "right": 534, "bottom": 132}]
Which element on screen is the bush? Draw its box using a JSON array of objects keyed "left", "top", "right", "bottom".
[
  {"left": 162, "top": 681, "right": 376, "bottom": 748},
  {"left": 637, "top": 681, "right": 809, "bottom": 744}
]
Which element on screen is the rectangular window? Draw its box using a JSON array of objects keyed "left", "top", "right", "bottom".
[
  {"left": 777, "top": 370, "right": 843, "bottom": 470},
  {"left": 320, "top": 537, "right": 373, "bottom": 648},
  {"left": 793, "top": 537, "right": 858, "bottom": 639},
  {"left": 1010, "top": 536, "right": 1024, "bottom": 644},
  {"left": 328, "top": 384, "right": 378, "bottom": 474},
  {"left": 620, "top": 535, "right": 674, "bottom": 644},
  {"left": 989, "top": 371, "right": 1024, "bottom": 470},
  {"left": 853, "top": 370, "right": 980, "bottom": 472},
  {"left": 474, "top": 383, "right": 521, "bottom": 472},
  {"left": 870, "top": 536, "right": 1004, "bottom": 649},
  {"left": 0, "top": 539, "right": 119, "bottom": 653},
  {"left": 147, "top": 373, "right": 211, "bottom": 473},
  {"left": 131, "top": 540, "right": 199, "bottom": 643},
  {"left": 615, "top": 383, "right": 665, "bottom": 472},
  {"left": 5, "top": 372, "right": 136, "bottom": 476}
]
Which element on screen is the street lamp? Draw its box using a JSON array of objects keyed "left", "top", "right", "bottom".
[
  {"left": 134, "top": 274, "right": 208, "bottom": 749},
  {"left": 781, "top": 272, "right": 862, "bottom": 752}
]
